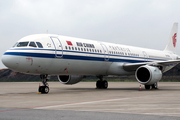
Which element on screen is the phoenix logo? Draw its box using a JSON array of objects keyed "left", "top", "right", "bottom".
[{"left": 172, "top": 33, "right": 177, "bottom": 47}]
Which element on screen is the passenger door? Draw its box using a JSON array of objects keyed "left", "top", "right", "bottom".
[
  {"left": 50, "top": 37, "right": 63, "bottom": 58},
  {"left": 101, "top": 43, "right": 109, "bottom": 61},
  {"left": 142, "top": 51, "right": 148, "bottom": 62}
]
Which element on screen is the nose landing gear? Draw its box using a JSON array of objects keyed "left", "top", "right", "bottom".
[{"left": 38, "top": 74, "right": 50, "bottom": 94}]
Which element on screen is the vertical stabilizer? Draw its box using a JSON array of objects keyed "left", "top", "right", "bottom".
[{"left": 164, "top": 22, "right": 178, "bottom": 54}]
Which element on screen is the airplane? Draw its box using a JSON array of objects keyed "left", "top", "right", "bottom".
[{"left": 1, "top": 22, "right": 180, "bottom": 94}]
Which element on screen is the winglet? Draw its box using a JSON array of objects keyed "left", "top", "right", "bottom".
[{"left": 164, "top": 22, "right": 178, "bottom": 54}]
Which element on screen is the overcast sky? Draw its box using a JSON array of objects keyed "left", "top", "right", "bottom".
[{"left": 1, "top": 0, "right": 180, "bottom": 68}]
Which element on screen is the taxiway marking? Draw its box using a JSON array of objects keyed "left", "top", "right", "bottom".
[
  {"left": 34, "top": 97, "right": 129, "bottom": 109},
  {"left": 34, "top": 93, "right": 171, "bottom": 110}
]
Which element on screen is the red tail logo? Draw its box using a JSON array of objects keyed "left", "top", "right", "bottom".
[{"left": 172, "top": 33, "right": 177, "bottom": 47}]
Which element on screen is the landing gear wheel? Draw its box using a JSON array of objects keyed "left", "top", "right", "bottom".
[
  {"left": 39, "top": 86, "right": 49, "bottom": 94},
  {"left": 38, "top": 86, "right": 44, "bottom": 93},
  {"left": 102, "top": 80, "right": 108, "bottom": 89},
  {"left": 96, "top": 80, "right": 102, "bottom": 89},
  {"left": 152, "top": 82, "right": 158, "bottom": 89},
  {"left": 96, "top": 80, "right": 108, "bottom": 89},
  {"left": 43, "top": 86, "right": 49, "bottom": 94},
  {"left": 96, "top": 76, "right": 108, "bottom": 89},
  {"left": 39, "top": 74, "right": 50, "bottom": 94},
  {"left": 145, "top": 85, "right": 151, "bottom": 90}
]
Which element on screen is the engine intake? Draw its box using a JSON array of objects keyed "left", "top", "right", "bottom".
[
  {"left": 58, "top": 75, "right": 83, "bottom": 85},
  {"left": 135, "top": 65, "right": 162, "bottom": 85}
]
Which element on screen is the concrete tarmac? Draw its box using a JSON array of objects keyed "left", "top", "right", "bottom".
[{"left": 0, "top": 82, "right": 180, "bottom": 120}]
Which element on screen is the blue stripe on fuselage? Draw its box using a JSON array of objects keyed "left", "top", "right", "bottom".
[
  {"left": 6, "top": 48, "right": 167, "bottom": 62},
  {"left": 4, "top": 51, "right": 145, "bottom": 63}
]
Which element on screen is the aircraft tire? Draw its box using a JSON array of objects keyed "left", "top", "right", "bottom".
[
  {"left": 96, "top": 80, "right": 102, "bottom": 89},
  {"left": 39, "top": 86, "right": 49, "bottom": 94},
  {"left": 44, "top": 86, "right": 49, "bottom": 94},
  {"left": 38, "top": 86, "right": 43, "bottom": 93},
  {"left": 102, "top": 80, "right": 108, "bottom": 89},
  {"left": 96, "top": 80, "right": 108, "bottom": 89},
  {"left": 152, "top": 83, "right": 158, "bottom": 89}
]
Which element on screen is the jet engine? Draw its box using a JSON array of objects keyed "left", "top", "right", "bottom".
[
  {"left": 58, "top": 75, "right": 84, "bottom": 85},
  {"left": 135, "top": 65, "right": 162, "bottom": 85}
]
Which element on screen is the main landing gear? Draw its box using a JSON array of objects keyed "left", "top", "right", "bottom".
[
  {"left": 145, "top": 82, "right": 158, "bottom": 90},
  {"left": 38, "top": 74, "right": 50, "bottom": 94},
  {"left": 96, "top": 76, "right": 108, "bottom": 89}
]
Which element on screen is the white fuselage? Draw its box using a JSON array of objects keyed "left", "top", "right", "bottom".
[{"left": 2, "top": 34, "right": 177, "bottom": 76}]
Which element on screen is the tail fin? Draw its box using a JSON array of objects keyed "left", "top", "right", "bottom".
[{"left": 164, "top": 22, "right": 178, "bottom": 54}]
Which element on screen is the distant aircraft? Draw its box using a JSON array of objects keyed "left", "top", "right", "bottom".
[{"left": 2, "top": 23, "right": 180, "bottom": 94}]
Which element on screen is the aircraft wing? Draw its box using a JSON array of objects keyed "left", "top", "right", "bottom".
[{"left": 123, "top": 60, "right": 180, "bottom": 72}]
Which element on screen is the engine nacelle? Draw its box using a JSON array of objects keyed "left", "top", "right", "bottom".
[
  {"left": 135, "top": 65, "right": 162, "bottom": 85},
  {"left": 58, "top": 75, "right": 83, "bottom": 85}
]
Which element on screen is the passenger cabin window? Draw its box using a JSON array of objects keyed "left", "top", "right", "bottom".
[
  {"left": 29, "top": 42, "right": 37, "bottom": 47},
  {"left": 17, "top": 42, "right": 29, "bottom": 47},
  {"left": 36, "top": 42, "right": 43, "bottom": 48}
]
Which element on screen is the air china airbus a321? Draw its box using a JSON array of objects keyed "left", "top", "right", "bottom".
[{"left": 2, "top": 23, "right": 180, "bottom": 94}]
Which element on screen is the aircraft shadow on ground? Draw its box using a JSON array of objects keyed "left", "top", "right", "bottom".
[{"left": 50, "top": 87, "right": 180, "bottom": 94}]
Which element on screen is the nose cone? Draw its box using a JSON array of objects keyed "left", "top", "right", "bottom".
[{"left": 1, "top": 53, "right": 19, "bottom": 70}]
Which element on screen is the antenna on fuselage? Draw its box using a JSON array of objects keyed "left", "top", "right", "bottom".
[{"left": 46, "top": 30, "right": 48, "bottom": 34}]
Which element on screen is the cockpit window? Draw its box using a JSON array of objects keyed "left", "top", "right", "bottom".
[
  {"left": 17, "top": 42, "right": 29, "bottom": 47},
  {"left": 29, "top": 42, "right": 37, "bottom": 47},
  {"left": 13, "top": 42, "right": 18, "bottom": 47},
  {"left": 36, "top": 42, "right": 43, "bottom": 48}
]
